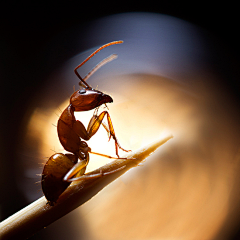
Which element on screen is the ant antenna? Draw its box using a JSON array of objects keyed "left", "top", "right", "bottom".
[
  {"left": 74, "top": 40, "right": 123, "bottom": 89},
  {"left": 83, "top": 54, "right": 118, "bottom": 82}
]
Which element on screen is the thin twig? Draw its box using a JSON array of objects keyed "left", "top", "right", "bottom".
[{"left": 0, "top": 135, "right": 173, "bottom": 240}]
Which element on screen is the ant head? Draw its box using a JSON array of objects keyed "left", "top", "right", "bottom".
[
  {"left": 70, "top": 41, "right": 123, "bottom": 111},
  {"left": 70, "top": 88, "right": 113, "bottom": 111}
]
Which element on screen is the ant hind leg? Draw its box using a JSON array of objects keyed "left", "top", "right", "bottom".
[{"left": 67, "top": 165, "right": 126, "bottom": 182}]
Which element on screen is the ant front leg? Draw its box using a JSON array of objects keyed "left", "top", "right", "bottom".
[
  {"left": 73, "top": 111, "right": 130, "bottom": 158},
  {"left": 88, "top": 111, "right": 130, "bottom": 157}
]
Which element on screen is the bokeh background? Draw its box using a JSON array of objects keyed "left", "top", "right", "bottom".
[{"left": 1, "top": 3, "right": 240, "bottom": 240}]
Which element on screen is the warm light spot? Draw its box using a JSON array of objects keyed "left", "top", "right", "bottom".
[
  {"left": 19, "top": 11, "right": 240, "bottom": 240},
  {"left": 38, "top": 89, "right": 168, "bottom": 173},
  {"left": 23, "top": 73, "right": 238, "bottom": 240}
]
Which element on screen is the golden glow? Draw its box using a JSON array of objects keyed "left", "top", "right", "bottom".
[
  {"left": 79, "top": 74, "right": 238, "bottom": 240},
  {"left": 33, "top": 84, "right": 168, "bottom": 172},
  {"left": 18, "top": 10, "right": 240, "bottom": 239},
  {"left": 24, "top": 74, "right": 239, "bottom": 240}
]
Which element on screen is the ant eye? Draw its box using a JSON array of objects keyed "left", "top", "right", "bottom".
[{"left": 79, "top": 89, "right": 86, "bottom": 94}]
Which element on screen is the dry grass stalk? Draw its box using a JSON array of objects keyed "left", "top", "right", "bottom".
[{"left": 0, "top": 135, "right": 172, "bottom": 240}]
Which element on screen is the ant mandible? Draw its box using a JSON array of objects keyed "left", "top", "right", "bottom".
[{"left": 41, "top": 41, "right": 130, "bottom": 205}]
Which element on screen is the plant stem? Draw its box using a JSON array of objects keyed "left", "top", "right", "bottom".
[{"left": 0, "top": 135, "right": 172, "bottom": 240}]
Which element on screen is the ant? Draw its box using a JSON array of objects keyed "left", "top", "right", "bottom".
[{"left": 41, "top": 41, "right": 130, "bottom": 205}]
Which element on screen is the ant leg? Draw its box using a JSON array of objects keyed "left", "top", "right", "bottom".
[
  {"left": 90, "top": 109, "right": 111, "bottom": 138},
  {"left": 67, "top": 172, "right": 103, "bottom": 182},
  {"left": 64, "top": 156, "right": 105, "bottom": 182},
  {"left": 86, "top": 111, "right": 130, "bottom": 157},
  {"left": 63, "top": 160, "right": 88, "bottom": 182},
  {"left": 90, "top": 151, "right": 127, "bottom": 159},
  {"left": 102, "top": 123, "right": 111, "bottom": 139},
  {"left": 65, "top": 165, "right": 127, "bottom": 182},
  {"left": 72, "top": 111, "right": 130, "bottom": 157}
]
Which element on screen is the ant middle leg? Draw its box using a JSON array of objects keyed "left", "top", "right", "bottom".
[{"left": 90, "top": 151, "right": 127, "bottom": 159}]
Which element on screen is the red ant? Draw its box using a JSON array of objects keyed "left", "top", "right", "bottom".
[{"left": 41, "top": 41, "right": 130, "bottom": 205}]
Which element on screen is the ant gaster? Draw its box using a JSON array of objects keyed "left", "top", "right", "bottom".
[{"left": 41, "top": 41, "right": 130, "bottom": 205}]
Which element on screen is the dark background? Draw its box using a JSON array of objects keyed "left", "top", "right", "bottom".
[{"left": 1, "top": 2, "right": 239, "bottom": 239}]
